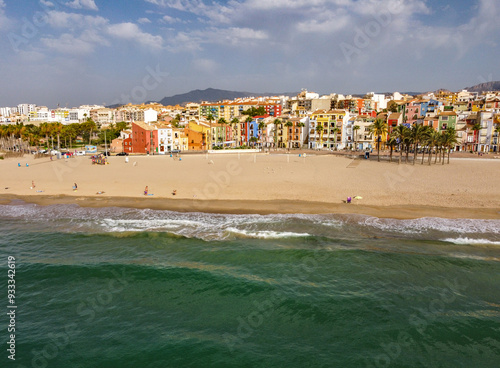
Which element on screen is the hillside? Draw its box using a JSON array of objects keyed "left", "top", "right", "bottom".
[
  {"left": 158, "top": 88, "right": 297, "bottom": 106},
  {"left": 465, "top": 81, "right": 500, "bottom": 93}
]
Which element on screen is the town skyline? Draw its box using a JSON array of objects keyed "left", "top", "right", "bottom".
[
  {"left": 2, "top": 80, "right": 500, "bottom": 111},
  {"left": 0, "top": 0, "right": 499, "bottom": 107}
]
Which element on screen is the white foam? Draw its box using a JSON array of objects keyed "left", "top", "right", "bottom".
[
  {"left": 225, "top": 227, "right": 310, "bottom": 239},
  {"left": 1, "top": 203, "right": 499, "bottom": 242},
  {"left": 441, "top": 237, "right": 500, "bottom": 245},
  {"left": 361, "top": 217, "right": 500, "bottom": 235}
]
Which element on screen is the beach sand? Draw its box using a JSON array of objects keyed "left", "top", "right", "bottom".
[{"left": 1, "top": 152, "right": 499, "bottom": 219}]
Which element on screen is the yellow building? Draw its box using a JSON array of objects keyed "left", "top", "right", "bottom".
[{"left": 309, "top": 110, "right": 346, "bottom": 149}]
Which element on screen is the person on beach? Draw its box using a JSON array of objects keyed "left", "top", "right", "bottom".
[
  {"left": 144, "top": 186, "right": 148, "bottom": 196},
  {"left": 31, "top": 180, "right": 35, "bottom": 189},
  {"left": 73, "top": 183, "right": 78, "bottom": 191},
  {"left": 172, "top": 189, "right": 177, "bottom": 196},
  {"left": 347, "top": 196, "right": 352, "bottom": 204}
]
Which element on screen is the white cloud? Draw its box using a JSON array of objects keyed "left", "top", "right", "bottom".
[
  {"left": 167, "top": 26, "right": 268, "bottom": 52},
  {"left": 66, "top": 0, "right": 98, "bottom": 11},
  {"left": 162, "top": 15, "right": 181, "bottom": 23},
  {"left": 41, "top": 33, "right": 97, "bottom": 54},
  {"left": 107, "top": 22, "right": 163, "bottom": 49},
  {"left": 0, "top": 0, "right": 14, "bottom": 30},
  {"left": 138, "top": 17, "right": 152, "bottom": 24},
  {"left": 40, "top": 0, "right": 55, "bottom": 7},
  {"left": 45, "top": 11, "right": 108, "bottom": 29},
  {"left": 296, "top": 10, "right": 351, "bottom": 33},
  {"left": 192, "top": 58, "right": 218, "bottom": 73}
]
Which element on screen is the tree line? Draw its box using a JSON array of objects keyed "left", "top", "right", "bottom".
[
  {"left": 0, "top": 120, "right": 129, "bottom": 152},
  {"left": 368, "top": 118, "right": 458, "bottom": 165}
]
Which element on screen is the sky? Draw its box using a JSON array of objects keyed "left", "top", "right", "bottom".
[{"left": 0, "top": 0, "right": 498, "bottom": 108}]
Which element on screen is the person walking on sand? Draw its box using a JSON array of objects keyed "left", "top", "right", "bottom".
[
  {"left": 31, "top": 180, "right": 35, "bottom": 189},
  {"left": 144, "top": 186, "right": 148, "bottom": 196},
  {"left": 73, "top": 183, "right": 78, "bottom": 191}
]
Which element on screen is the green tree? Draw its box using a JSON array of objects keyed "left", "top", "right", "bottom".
[
  {"left": 426, "top": 130, "right": 439, "bottom": 165},
  {"left": 392, "top": 125, "right": 410, "bottom": 165},
  {"left": 387, "top": 134, "right": 398, "bottom": 163},
  {"left": 368, "top": 118, "right": 388, "bottom": 162},
  {"left": 471, "top": 122, "right": 481, "bottom": 152},
  {"left": 207, "top": 114, "right": 215, "bottom": 149},
  {"left": 410, "top": 124, "right": 426, "bottom": 165},
  {"left": 242, "top": 106, "right": 266, "bottom": 117},
  {"left": 443, "top": 127, "right": 458, "bottom": 164},
  {"left": 273, "top": 118, "right": 281, "bottom": 149},
  {"left": 352, "top": 125, "right": 360, "bottom": 150},
  {"left": 52, "top": 122, "right": 63, "bottom": 150},
  {"left": 495, "top": 124, "right": 500, "bottom": 153},
  {"left": 80, "top": 119, "right": 97, "bottom": 145},
  {"left": 230, "top": 118, "right": 239, "bottom": 147},
  {"left": 331, "top": 127, "right": 340, "bottom": 150},
  {"left": 284, "top": 121, "right": 293, "bottom": 149},
  {"left": 39, "top": 122, "right": 52, "bottom": 149},
  {"left": 387, "top": 101, "right": 398, "bottom": 113},
  {"left": 258, "top": 121, "right": 266, "bottom": 148},
  {"left": 420, "top": 126, "right": 433, "bottom": 164},
  {"left": 316, "top": 123, "right": 324, "bottom": 149}
]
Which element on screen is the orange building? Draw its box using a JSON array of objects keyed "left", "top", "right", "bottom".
[{"left": 185, "top": 128, "right": 205, "bottom": 151}]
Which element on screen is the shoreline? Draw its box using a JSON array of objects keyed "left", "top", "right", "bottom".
[{"left": 1, "top": 194, "right": 499, "bottom": 219}]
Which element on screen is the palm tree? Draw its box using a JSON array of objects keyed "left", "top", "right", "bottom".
[
  {"left": 273, "top": 118, "right": 281, "bottom": 150},
  {"left": 217, "top": 118, "right": 227, "bottom": 147},
  {"left": 368, "top": 118, "right": 388, "bottom": 162},
  {"left": 410, "top": 124, "right": 426, "bottom": 165},
  {"left": 443, "top": 127, "right": 458, "bottom": 164},
  {"left": 39, "top": 122, "right": 52, "bottom": 149},
  {"left": 352, "top": 125, "right": 360, "bottom": 150},
  {"left": 284, "top": 121, "right": 293, "bottom": 150},
  {"left": 230, "top": 117, "right": 239, "bottom": 147},
  {"left": 392, "top": 125, "right": 411, "bottom": 164},
  {"left": 331, "top": 127, "right": 340, "bottom": 150},
  {"left": 297, "top": 122, "right": 305, "bottom": 148},
  {"left": 207, "top": 114, "right": 215, "bottom": 149},
  {"left": 420, "top": 126, "right": 433, "bottom": 164},
  {"left": 258, "top": 121, "right": 266, "bottom": 148},
  {"left": 427, "top": 130, "right": 440, "bottom": 165},
  {"left": 52, "top": 122, "right": 63, "bottom": 150},
  {"left": 245, "top": 116, "right": 253, "bottom": 148},
  {"left": 316, "top": 123, "right": 324, "bottom": 149},
  {"left": 494, "top": 124, "right": 500, "bottom": 153},
  {"left": 435, "top": 132, "right": 444, "bottom": 164},
  {"left": 387, "top": 134, "right": 397, "bottom": 162},
  {"left": 471, "top": 122, "right": 481, "bottom": 152}
]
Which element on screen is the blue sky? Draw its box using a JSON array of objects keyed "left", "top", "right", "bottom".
[{"left": 0, "top": 0, "right": 498, "bottom": 107}]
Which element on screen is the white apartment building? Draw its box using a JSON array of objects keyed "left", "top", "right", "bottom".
[
  {"left": 157, "top": 125, "right": 173, "bottom": 154},
  {"left": 144, "top": 108, "right": 158, "bottom": 123},
  {"left": 17, "top": 104, "right": 37, "bottom": 116}
]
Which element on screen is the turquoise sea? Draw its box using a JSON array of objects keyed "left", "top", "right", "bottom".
[{"left": 1, "top": 201, "right": 499, "bottom": 368}]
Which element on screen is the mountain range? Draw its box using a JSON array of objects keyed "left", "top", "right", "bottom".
[
  {"left": 107, "top": 82, "right": 500, "bottom": 108},
  {"left": 464, "top": 81, "right": 500, "bottom": 93},
  {"left": 156, "top": 88, "right": 298, "bottom": 106}
]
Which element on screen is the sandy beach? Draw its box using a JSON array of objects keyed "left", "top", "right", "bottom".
[{"left": 1, "top": 152, "right": 499, "bottom": 219}]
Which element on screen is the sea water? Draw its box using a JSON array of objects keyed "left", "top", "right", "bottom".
[{"left": 0, "top": 202, "right": 499, "bottom": 367}]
